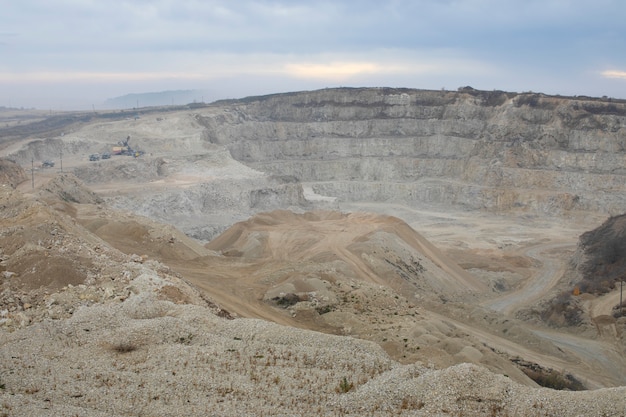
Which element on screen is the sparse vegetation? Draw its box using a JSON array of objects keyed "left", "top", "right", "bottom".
[
  {"left": 512, "top": 358, "right": 586, "bottom": 391},
  {"left": 336, "top": 377, "right": 354, "bottom": 393},
  {"left": 541, "top": 290, "right": 583, "bottom": 327},
  {"left": 315, "top": 304, "right": 334, "bottom": 315},
  {"left": 271, "top": 293, "right": 301, "bottom": 307},
  {"left": 400, "top": 396, "right": 424, "bottom": 410},
  {"left": 523, "top": 368, "right": 585, "bottom": 391},
  {"left": 176, "top": 333, "right": 194, "bottom": 345},
  {"left": 109, "top": 341, "right": 138, "bottom": 354}
]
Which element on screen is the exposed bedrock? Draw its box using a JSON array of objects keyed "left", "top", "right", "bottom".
[{"left": 198, "top": 88, "right": 626, "bottom": 215}]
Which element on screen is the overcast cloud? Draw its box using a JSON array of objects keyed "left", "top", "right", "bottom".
[{"left": 2, "top": 0, "right": 626, "bottom": 109}]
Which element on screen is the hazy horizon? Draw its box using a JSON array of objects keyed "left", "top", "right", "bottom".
[{"left": 3, "top": 1, "right": 626, "bottom": 110}]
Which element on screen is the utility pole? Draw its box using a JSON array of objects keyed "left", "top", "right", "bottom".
[
  {"left": 60, "top": 148, "right": 63, "bottom": 173},
  {"left": 31, "top": 158, "right": 34, "bottom": 189},
  {"left": 621, "top": 280, "right": 623, "bottom": 317}
]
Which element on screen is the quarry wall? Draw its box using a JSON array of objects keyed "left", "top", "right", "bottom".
[{"left": 198, "top": 88, "right": 626, "bottom": 215}]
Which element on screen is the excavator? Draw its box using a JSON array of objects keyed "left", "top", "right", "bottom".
[
  {"left": 112, "top": 135, "right": 143, "bottom": 157},
  {"left": 112, "top": 135, "right": 132, "bottom": 155}
]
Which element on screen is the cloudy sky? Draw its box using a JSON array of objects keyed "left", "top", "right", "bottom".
[{"left": 2, "top": 0, "right": 626, "bottom": 109}]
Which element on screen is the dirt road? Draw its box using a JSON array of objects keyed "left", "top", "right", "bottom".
[
  {"left": 483, "top": 242, "right": 573, "bottom": 315},
  {"left": 591, "top": 289, "right": 623, "bottom": 317}
]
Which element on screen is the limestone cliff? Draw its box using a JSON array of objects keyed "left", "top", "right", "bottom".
[{"left": 199, "top": 87, "right": 626, "bottom": 215}]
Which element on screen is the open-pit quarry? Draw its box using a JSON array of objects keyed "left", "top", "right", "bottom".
[{"left": 1, "top": 87, "right": 626, "bottom": 416}]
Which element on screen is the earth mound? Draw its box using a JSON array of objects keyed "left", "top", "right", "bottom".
[
  {"left": 0, "top": 183, "right": 133, "bottom": 327},
  {"left": 4, "top": 296, "right": 623, "bottom": 417},
  {"left": 37, "top": 172, "right": 104, "bottom": 205},
  {"left": 0, "top": 183, "right": 218, "bottom": 330},
  {"left": 0, "top": 158, "right": 27, "bottom": 188},
  {"left": 207, "top": 209, "right": 485, "bottom": 302}
]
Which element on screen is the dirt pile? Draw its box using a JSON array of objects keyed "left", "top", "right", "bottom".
[
  {"left": 538, "top": 213, "right": 626, "bottom": 327},
  {"left": 0, "top": 158, "right": 26, "bottom": 188},
  {"left": 0, "top": 180, "right": 221, "bottom": 332},
  {"left": 207, "top": 209, "right": 485, "bottom": 299},
  {"left": 37, "top": 172, "right": 103, "bottom": 204}
]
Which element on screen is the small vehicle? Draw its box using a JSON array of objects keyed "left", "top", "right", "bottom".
[
  {"left": 101, "top": 152, "right": 111, "bottom": 159},
  {"left": 41, "top": 160, "right": 55, "bottom": 168},
  {"left": 89, "top": 153, "right": 101, "bottom": 161}
]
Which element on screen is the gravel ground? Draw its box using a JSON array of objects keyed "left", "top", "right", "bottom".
[
  {"left": 1, "top": 163, "right": 625, "bottom": 416},
  {"left": 1, "top": 270, "right": 625, "bottom": 417}
]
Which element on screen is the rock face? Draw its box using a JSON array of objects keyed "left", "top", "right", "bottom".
[
  {"left": 4, "top": 88, "right": 625, "bottom": 241},
  {"left": 572, "top": 214, "right": 626, "bottom": 294},
  {"left": 199, "top": 88, "right": 626, "bottom": 216}
]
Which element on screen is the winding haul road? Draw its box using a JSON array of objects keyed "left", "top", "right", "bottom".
[
  {"left": 482, "top": 242, "right": 573, "bottom": 315},
  {"left": 481, "top": 241, "right": 626, "bottom": 387}
]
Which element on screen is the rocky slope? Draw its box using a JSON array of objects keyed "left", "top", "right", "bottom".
[
  {"left": 0, "top": 159, "right": 26, "bottom": 189},
  {"left": 201, "top": 88, "right": 626, "bottom": 216},
  {"left": 574, "top": 214, "right": 626, "bottom": 295},
  {"left": 538, "top": 213, "right": 626, "bottom": 328},
  {"left": 1, "top": 178, "right": 626, "bottom": 416}
]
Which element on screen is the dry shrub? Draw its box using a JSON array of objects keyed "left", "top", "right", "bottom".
[
  {"left": 512, "top": 358, "right": 585, "bottom": 391},
  {"left": 335, "top": 377, "right": 354, "bottom": 394},
  {"left": 108, "top": 341, "right": 138, "bottom": 354},
  {"left": 400, "top": 397, "right": 424, "bottom": 410},
  {"left": 541, "top": 291, "right": 583, "bottom": 327}
]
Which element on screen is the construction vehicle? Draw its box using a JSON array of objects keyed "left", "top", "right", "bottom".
[
  {"left": 112, "top": 135, "right": 143, "bottom": 156},
  {"left": 111, "top": 135, "right": 131, "bottom": 155}
]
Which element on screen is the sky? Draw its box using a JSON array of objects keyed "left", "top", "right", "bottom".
[{"left": 2, "top": 0, "right": 626, "bottom": 110}]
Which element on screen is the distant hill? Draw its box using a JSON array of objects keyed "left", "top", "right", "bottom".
[{"left": 103, "top": 90, "right": 210, "bottom": 109}]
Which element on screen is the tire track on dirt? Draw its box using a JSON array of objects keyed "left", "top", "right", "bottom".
[{"left": 482, "top": 243, "right": 573, "bottom": 315}]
